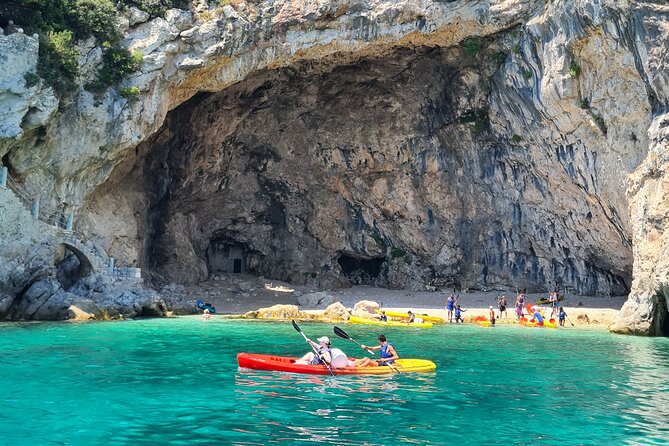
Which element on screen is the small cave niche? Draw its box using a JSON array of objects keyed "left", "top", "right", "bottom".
[
  {"left": 206, "top": 239, "right": 256, "bottom": 275},
  {"left": 338, "top": 255, "right": 385, "bottom": 286},
  {"left": 56, "top": 246, "right": 93, "bottom": 290}
]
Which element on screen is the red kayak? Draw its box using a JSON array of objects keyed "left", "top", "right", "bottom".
[{"left": 237, "top": 353, "right": 436, "bottom": 375}]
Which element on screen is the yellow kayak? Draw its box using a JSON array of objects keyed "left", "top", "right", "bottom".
[
  {"left": 348, "top": 316, "right": 433, "bottom": 328},
  {"left": 376, "top": 310, "right": 445, "bottom": 324}
]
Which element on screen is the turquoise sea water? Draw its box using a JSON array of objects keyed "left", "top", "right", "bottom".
[{"left": 1, "top": 318, "right": 668, "bottom": 445}]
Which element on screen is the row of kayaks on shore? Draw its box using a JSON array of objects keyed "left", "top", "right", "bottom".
[
  {"left": 237, "top": 353, "right": 437, "bottom": 375},
  {"left": 348, "top": 316, "right": 434, "bottom": 328}
]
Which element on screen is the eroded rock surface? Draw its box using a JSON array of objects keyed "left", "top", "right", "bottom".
[{"left": 0, "top": 1, "right": 668, "bottom": 333}]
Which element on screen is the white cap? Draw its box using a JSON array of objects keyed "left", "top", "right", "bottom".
[
  {"left": 317, "top": 336, "right": 330, "bottom": 344},
  {"left": 489, "top": 306, "right": 493, "bottom": 309}
]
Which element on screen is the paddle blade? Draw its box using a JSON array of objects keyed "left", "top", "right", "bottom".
[
  {"left": 291, "top": 319, "right": 301, "bottom": 333},
  {"left": 333, "top": 326, "right": 351, "bottom": 340}
]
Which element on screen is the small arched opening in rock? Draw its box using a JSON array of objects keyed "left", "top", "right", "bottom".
[
  {"left": 338, "top": 255, "right": 385, "bottom": 286},
  {"left": 206, "top": 239, "right": 258, "bottom": 275},
  {"left": 56, "top": 245, "right": 94, "bottom": 290}
]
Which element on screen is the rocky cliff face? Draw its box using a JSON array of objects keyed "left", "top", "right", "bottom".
[{"left": 1, "top": 0, "right": 668, "bottom": 334}]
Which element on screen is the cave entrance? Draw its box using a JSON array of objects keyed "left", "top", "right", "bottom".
[
  {"left": 207, "top": 239, "right": 253, "bottom": 274},
  {"left": 338, "top": 255, "right": 385, "bottom": 286},
  {"left": 56, "top": 246, "right": 94, "bottom": 290}
]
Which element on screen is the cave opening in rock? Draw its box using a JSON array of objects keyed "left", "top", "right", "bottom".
[
  {"left": 206, "top": 239, "right": 257, "bottom": 275},
  {"left": 338, "top": 255, "right": 385, "bottom": 286},
  {"left": 56, "top": 246, "right": 93, "bottom": 290}
]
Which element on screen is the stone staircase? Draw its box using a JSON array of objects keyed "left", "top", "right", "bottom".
[{"left": 1, "top": 166, "right": 141, "bottom": 279}]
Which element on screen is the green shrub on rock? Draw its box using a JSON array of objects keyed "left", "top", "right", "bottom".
[
  {"left": 38, "top": 30, "right": 80, "bottom": 95},
  {"left": 88, "top": 45, "right": 143, "bottom": 91},
  {"left": 119, "top": 85, "right": 141, "bottom": 98}
]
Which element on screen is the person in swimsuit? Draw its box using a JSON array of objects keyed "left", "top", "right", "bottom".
[
  {"left": 558, "top": 306, "right": 567, "bottom": 327},
  {"left": 201, "top": 309, "right": 211, "bottom": 321},
  {"left": 446, "top": 294, "right": 455, "bottom": 323},
  {"left": 549, "top": 292, "right": 558, "bottom": 317},
  {"left": 378, "top": 310, "right": 388, "bottom": 322},
  {"left": 497, "top": 295, "right": 507, "bottom": 319},
  {"left": 406, "top": 311, "right": 415, "bottom": 323},
  {"left": 355, "top": 334, "right": 399, "bottom": 367},
  {"left": 489, "top": 306, "right": 496, "bottom": 326}
]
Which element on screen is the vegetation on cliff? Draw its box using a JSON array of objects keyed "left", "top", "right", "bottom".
[{"left": 0, "top": 0, "right": 184, "bottom": 94}]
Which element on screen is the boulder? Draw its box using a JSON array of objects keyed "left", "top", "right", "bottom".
[
  {"left": 68, "top": 299, "right": 102, "bottom": 320},
  {"left": 32, "top": 289, "right": 77, "bottom": 320},
  {"left": 10, "top": 278, "right": 61, "bottom": 319},
  {"left": 321, "top": 302, "right": 349, "bottom": 322},
  {"left": 297, "top": 291, "right": 339, "bottom": 308},
  {"left": 352, "top": 300, "right": 380, "bottom": 318},
  {"left": 255, "top": 304, "right": 304, "bottom": 320}
]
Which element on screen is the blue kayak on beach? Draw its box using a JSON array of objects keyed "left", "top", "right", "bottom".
[{"left": 197, "top": 300, "right": 216, "bottom": 314}]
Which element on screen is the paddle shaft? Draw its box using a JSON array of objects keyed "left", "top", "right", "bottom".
[
  {"left": 333, "top": 326, "right": 401, "bottom": 374},
  {"left": 292, "top": 320, "right": 334, "bottom": 376}
]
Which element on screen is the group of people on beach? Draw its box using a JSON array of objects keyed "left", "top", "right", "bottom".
[
  {"left": 294, "top": 333, "right": 398, "bottom": 369},
  {"left": 445, "top": 290, "right": 569, "bottom": 327}
]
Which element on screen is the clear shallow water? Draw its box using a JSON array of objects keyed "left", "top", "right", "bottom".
[{"left": 1, "top": 318, "right": 668, "bottom": 445}]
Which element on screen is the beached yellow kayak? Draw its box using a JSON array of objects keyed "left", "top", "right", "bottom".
[
  {"left": 375, "top": 310, "right": 445, "bottom": 324},
  {"left": 348, "top": 316, "right": 433, "bottom": 328}
]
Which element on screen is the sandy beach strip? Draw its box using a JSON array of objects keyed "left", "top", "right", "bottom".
[{"left": 169, "top": 274, "right": 626, "bottom": 329}]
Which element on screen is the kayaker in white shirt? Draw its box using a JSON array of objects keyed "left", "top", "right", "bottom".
[{"left": 294, "top": 336, "right": 349, "bottom": 368}]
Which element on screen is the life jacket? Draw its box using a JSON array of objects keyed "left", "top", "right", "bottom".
[
  {"left": 311, "top": 346, "right": 331, "bottom": 365},
  {"left": 380, "top": 342, "right": 394, "bottom": 359}
]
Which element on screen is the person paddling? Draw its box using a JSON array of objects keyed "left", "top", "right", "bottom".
[
  {"left": 294, "top": 336, "right": 349, "bottom": 368},
  {"left": 355, "top": 334, "right": 398, "bottom": 367}
]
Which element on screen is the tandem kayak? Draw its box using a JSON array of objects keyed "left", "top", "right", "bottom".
[
  {"left": 237, "top": 353, "right": 437, "bottom": 375},
  {"left": 348, "top": 316, "right": 433, "bottom": 328},
  {"left": 376, "top": 310, "right": 445, "bottom": 324}
]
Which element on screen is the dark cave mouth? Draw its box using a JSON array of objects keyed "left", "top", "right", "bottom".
[
  {"left": 338, "top": 255, "right": 386, "bottom": 286},
  {"left": 206, "top": 239, "right": 259, "bottom": 275}
]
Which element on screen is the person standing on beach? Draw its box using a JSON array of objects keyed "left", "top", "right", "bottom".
[
  {"left": 558, "top": 307, "right": 567, "bottom": 327},
  {"left": 454, "top": 305, "right": 465, "bottom": 323},
  {"left": 498, "top": 295, "right": 507, "bottom": 319},
  {"left": 446, "top": 294, "right": 455, "bottom": 323},
  {"left": 489, "top": 306, "right": 496, "bottom": 326},
  {"left": 549, "top": 292, "right": 558, "bottom": 318}
]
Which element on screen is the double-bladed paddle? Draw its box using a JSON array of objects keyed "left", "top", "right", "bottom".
[
  {"left": 291, "top": 319, "right": 334, "bottom": 377},
  {"left": 333, "top": 326, "right": 401, "bottom": 374}
]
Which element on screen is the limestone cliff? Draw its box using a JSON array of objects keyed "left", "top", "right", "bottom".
[{"left": 0, "top": 0, "right": 668, "bottom": 334}]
